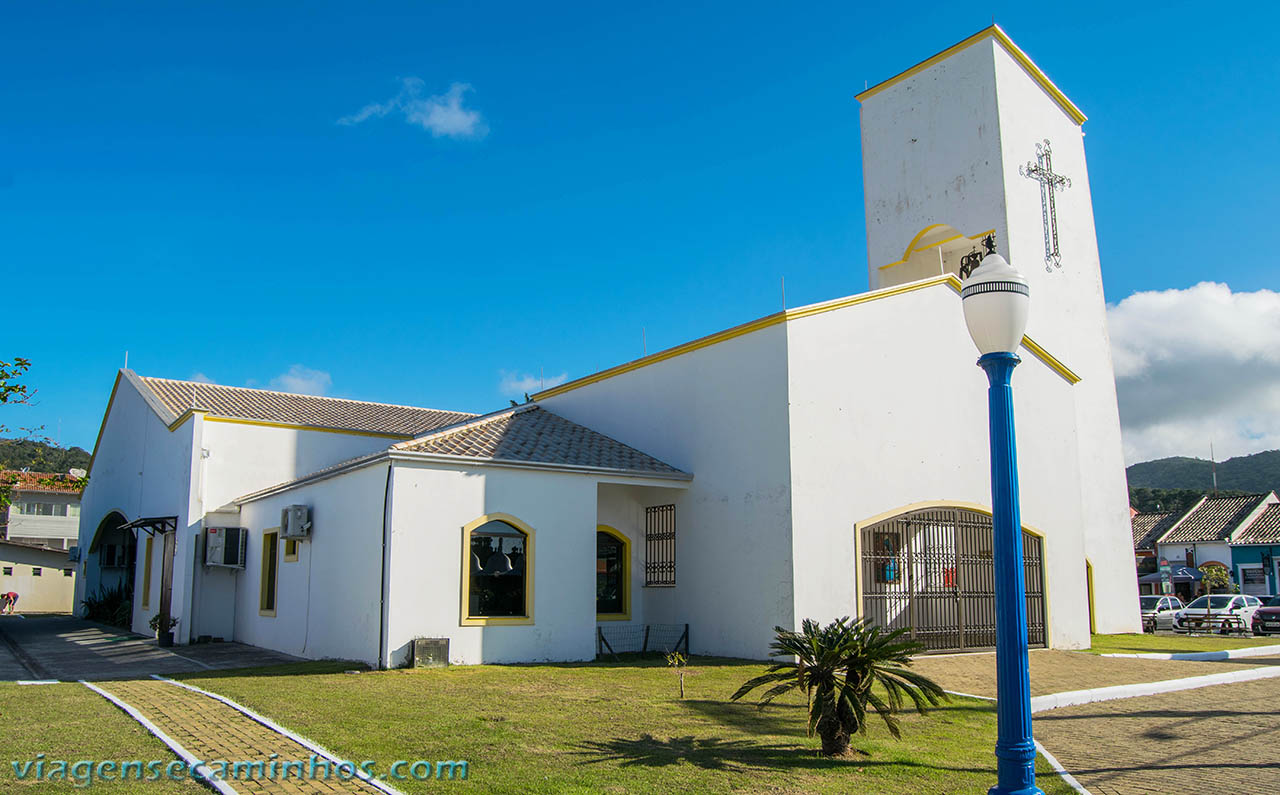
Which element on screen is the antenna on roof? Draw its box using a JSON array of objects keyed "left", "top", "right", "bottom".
[
  {"left": 124, "top": 351, "right": 129, "bottom": 370},
  {"left": 1210, "top": 441, "right": 1218, "bottom": 497},
  {"left": 642, "top": 327, "right": 647, "bottom": 357}
]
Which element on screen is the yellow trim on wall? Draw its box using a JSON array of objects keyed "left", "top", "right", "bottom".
[
  {"left": 259, "top": 530, "right": 279, "bottom": 617},
  {"left": 284, "top": 538, "right": 299, "bottom": 562},
  {"left": 878, "top": 227, "right": 997, "bottom": 271},
  {"left": 201, "top": 415, "right": 413, "bottom": 440},
  {"left": 854, "top": 25, "right": 1087, "bottom": 126},
  {"left": 1085, "top": 558, "right": 1096, "bottom": 634},
  {"left": 852, "top": 500, "right": 1051, "bottom": 644},
  {"left": 460, "top": 513, "right": 536, "bottom": 626},
  {"left": 141, "top": 536, "right": 154, "bottom": 609},
  {"left": 595, "top": 524, "right": 632, "bottom": 622},
  {"left": 533, "top": 274, "right": 1081, "bottom": 401}
]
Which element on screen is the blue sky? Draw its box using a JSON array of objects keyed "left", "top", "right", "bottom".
[{"left": 4, "top": 2, "right": 1278, "bottom": 460}]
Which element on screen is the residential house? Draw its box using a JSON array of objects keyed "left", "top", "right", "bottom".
[
  {"left": 1228, "top": 504, "right": 1280, "bottom": 597},
  {"left": 1154, "top": 493, "right": 1278, "bottom": 600}
]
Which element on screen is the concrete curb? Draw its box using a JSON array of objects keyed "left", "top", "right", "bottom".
[
  {"left": 1100, "top": 643, "right": 1280, "bottom": 661},
  {"left": 1029, "top": 665, "right": 1280, "bottom": 713}
]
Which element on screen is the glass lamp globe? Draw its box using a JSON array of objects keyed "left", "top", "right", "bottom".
[{"left": 960, "top": 254, "right": 1030, "bottom": 355}]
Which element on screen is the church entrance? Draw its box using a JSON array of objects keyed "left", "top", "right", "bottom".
[{"left": 859, "top": 507, "right": 1046, "bottom": 653}]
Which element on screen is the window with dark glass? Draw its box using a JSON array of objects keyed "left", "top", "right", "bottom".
[
  {"left": 597, "top": 532, "right": 624, "bottom": 615},
  {"left": 468, "top": 521, "right": 528, "bottom": 618}
]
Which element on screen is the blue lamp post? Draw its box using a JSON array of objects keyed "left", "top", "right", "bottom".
[{"left": 960, "top": 252, "right": 1043, "bottom": 795}]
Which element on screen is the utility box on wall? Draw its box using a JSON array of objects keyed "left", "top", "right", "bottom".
[{"left": 411, "top": 637, "right": 449, "bottom": 668}]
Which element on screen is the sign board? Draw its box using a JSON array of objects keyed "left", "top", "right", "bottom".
[{"left": 1159, "top": 557, "right": 1172, "bottom": 594}]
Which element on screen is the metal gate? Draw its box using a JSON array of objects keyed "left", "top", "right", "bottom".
[{"left": 859, "top": 507, "right": 1046, "bottom": 653}]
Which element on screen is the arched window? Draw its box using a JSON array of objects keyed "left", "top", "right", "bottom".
[
  {"left": 596, "top": 526, "right": 630, "bottom": 620},
  {"left": 462, "top": 515, "right": 533, "bottom": 625}
]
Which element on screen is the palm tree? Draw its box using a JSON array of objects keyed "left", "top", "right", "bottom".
[{"left": 731, "top": 617, "right": 945, "bottom": 756}]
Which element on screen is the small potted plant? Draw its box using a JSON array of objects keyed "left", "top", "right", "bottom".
[{"left": 149, "top": 613, "right": 179, "bottom": 647}]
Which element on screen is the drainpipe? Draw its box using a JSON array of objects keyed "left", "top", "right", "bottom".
[{"left": 378, "top": 461, "right": 392, "bottom": 669}]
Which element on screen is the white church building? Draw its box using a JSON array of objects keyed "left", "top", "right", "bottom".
[{"left": 76, "top": 26, "right": 1140, "bottom": 666}]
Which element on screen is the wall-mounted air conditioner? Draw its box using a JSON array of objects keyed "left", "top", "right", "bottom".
[
  {"left": 205, "top": 527, "right": 247, "bottom": 569},
  {"left": 68, "top": 546, "right": 81, "bottom": 563},
  {"left": 281, "top": 505, "right": 312, "bottom": 539}
]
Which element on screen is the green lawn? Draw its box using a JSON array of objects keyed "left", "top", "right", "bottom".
[
  {"left": 0, "top": 682, "right": 198, "bottom": 793},
  {"left": 176, "top": 657, "right": 1074, "bottom": 794},
  {"left": 1088, "top": 633, "right": 1280, "bottom": 655}
]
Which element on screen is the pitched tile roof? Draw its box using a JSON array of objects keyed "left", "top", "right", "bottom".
[
  {"left": 1159, "top": 494, "right": 1272, "bottom": 545},
  {"left": 1233, "top": 504, "right": 1280, "bottom": 545},
  {"left": 137, "top": 375, "right": 474, "bottom": 437},
  {"left": 395, "top": 405, "right": 687, "bottom": 477},
  {"left": 0, "top": 471, "right": 85, "bottom": 495},
  {"left": 1132, "top": 511, "right": 1177, "bottom": 550}
]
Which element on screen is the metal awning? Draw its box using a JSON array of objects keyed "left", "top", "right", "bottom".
[{"left": 116, "top": 516, "right": 178, "bottom": 536}]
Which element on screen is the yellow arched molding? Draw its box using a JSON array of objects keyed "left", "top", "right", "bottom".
[
  {"left": 460, "top": 513, "right": 536, "bottom": 626},
  {"left": 596, "top": 525, "right": 632, "bottom": 622},
  {"left": 878, "top": 225, "right": 997, "bottom": 271},
  {"left": 852, "top": 500, "right": 1051, "bottom": 646},
  {"left": 87, "top": 509, "right": 130, "bottom": 554}
]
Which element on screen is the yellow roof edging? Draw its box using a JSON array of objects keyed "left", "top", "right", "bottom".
[{"left": 855, "top": 24, "right": 1086, "bottom": 127}]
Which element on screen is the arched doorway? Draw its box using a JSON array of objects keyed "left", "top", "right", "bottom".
[
  {"left": 859, "top": 506, "right": 1046, "bottom": 652},
  {"left": 88, "top": 511, "right": 136, "bottom": 591}
]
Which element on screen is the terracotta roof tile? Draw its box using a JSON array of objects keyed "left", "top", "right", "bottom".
[
  {"left": 138, "top": 376, "right": 474, "bottom": 437},
  {"left": 1233, "top": 504, "right": 1280, "bottom": 545},
  {"left": 1132, "top": 511, "right": 1177, "bottom": 550},
  {"left": 0, "top": 471, "right": 84, "bottom": 495},
  {"left": 1160, "top": 494, "right": 1271, "bottom": 545},
  {"left": 396, "top": 405, "right": 686, "bottom": 476}
]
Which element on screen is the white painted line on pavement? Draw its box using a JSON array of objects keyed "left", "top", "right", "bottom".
[
  {"left": 151, "top": 675, "right": 406, "bottom": 795},
  {"left": 1030, "top": 664, "right": 1280, "bottom": 713},
  {"left": 16, "top": 679, "right": 59, "bottom": 685},
  {"left": 79, "top": 680, "right": 238, "bottom": 795},
  {"left": 1101, "top": 642, "right": 1280, "bottom": 661},
  {"left": 945, "top": 690, "right": 1093, "bottom": 793}
]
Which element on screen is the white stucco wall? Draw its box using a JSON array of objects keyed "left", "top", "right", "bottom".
[
  {"left": 77, "top": 375, "right": 197, "bottom": 634},
  {"left": 539, "top": 324, "right": 796, "bottom": 660},
  {"left": 233, "top": 463, "right": 390, "bottom": 663},
  {"left": 785, "top": 281, "right": 1091, "bottom": 648},
  {"left": 384, "top": 461, "right": 602, "bottom": 666},
  {"left": 858, "top": 33, "right": 1139, "bottom": 635}
]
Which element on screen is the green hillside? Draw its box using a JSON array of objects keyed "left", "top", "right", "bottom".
[
  {"left": 0, "top": 438, "right": 92, "bottom": 473},
  {"left": 1126, "top": 449, "right": 1280, "bottom": 494}
]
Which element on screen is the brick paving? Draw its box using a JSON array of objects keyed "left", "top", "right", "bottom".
[
  {"left": 93, "top": 679, "right": 385, "bottom": 794},
  {"left": 908, "top": 649, "right": 1280, "bottom": 698},
  {"left": 1034, "top": 675, "right": 1280, "bottom": 793}
]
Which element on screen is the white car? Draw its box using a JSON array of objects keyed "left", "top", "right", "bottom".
[
  {"left": 1139, "top": 595, "right": 1185, "bottom": 632},
  {"left": 1172, "top": 594, "right": 1263, "bottom": 634}
]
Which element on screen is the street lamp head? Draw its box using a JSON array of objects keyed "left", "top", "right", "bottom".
[{"left": 960, "top": 253, "right": 1030, "bottom": 356}]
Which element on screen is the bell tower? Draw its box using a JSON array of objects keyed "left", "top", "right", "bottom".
[{"left": 857, "top": 26, "right": 1139, "bottom": 634}]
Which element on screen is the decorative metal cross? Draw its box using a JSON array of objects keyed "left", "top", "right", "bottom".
[{"left": 1019, "top": 139, "right": 1071, "bottom": 272}]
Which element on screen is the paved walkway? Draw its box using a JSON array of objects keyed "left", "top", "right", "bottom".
[
  {"left": 0, "top": 615, "right": 300, "bottom": 680},
  {"left": 1035, "top": 675, "right": 1280, "bottom": 793},
  {"left": 94, "top": 678, "right": 387, "bottom": 794},
  {"left": 909, "top": 648, "right": 1280, "bottom": 698}
]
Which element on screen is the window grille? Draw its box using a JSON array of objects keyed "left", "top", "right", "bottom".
[{"left": 644, "top": 505, "right": 676, "bottom": 587}]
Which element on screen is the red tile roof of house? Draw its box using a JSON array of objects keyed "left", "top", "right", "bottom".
[{"left": 0, "top": 471, "right": 85, "bottom": 495}]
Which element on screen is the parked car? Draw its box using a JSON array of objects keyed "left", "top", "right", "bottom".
[
  {"left": 1139, "top": 594, "right": 1185, "bottom": 632},
  {"left": 1251, "top": 595, "right": 1280, "bottom": 636},
  {"left": 1173, "top": 594, "right": 1263, "bottom": 634}
]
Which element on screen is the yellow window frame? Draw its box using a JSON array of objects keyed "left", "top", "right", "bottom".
[
  {"left": 259, "top": 530, "right": 279, "bottom": 617},
  {"left": 141, "top": 536, "right": 154, "bottom": 609},
  {"left": 460, "top": 513, "right": 535, "bottom": 626},
  {"left": 284, "top": 538, "right": 299, "bottom": 562},
  {"left": 596, "top": 525, "right": 631, "bottom": 621}
]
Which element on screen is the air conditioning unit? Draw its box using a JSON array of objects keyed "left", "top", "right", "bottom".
[
  {"left": 205, "top": 527, "right": 247, "bottom": 569},
  {"left": 281, "top": 505, "right": 312, "bottom": 540},
  {"left": 68, "top": 546, "right": 81, "bottom": 563}
]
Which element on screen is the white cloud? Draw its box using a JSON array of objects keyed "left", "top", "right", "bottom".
[
  {"left": 270, "top": 365, "right": 333, "bottom": 396},
  {"left": 499, "top": 370, "right": 568, "bottom": 399},
  {"left": 189, "top": 372, "right": 215, "bottom": 384},
  {"left": 338, "top": 79, "right": 487, "bottom": 139},
  {"left": 1108, "top": 282, "right": 1280, "bottom": 464}
]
